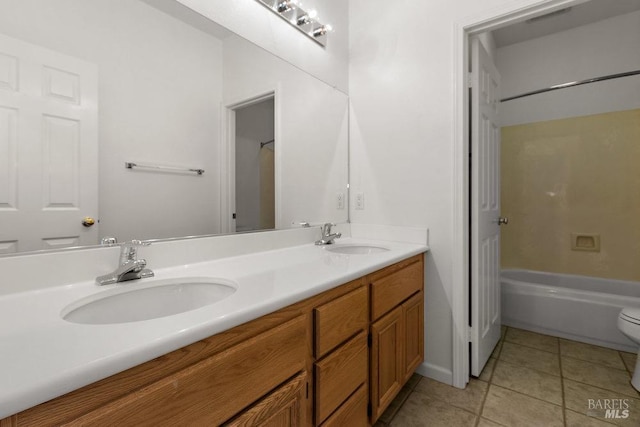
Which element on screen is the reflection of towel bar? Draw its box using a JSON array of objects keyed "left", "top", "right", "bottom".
[
  {"left": 124, "top": 162, "right": 204, "bottom": 175},
  {"left": 260, "top": 139, "right": 274, "bottom": 148}
]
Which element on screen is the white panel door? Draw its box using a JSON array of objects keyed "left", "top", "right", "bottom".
[
  {"left": 0, "top": 34, "right": 98, "bottom": 254},
  {"left": 470, "top": 38, "right": 502, "bottom": 377}
]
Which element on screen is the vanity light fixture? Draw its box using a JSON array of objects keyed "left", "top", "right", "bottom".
[
  {"left": 256, "top": 0, "right": 332, "bottom": 47},
  {"left": 312, "top": 24, "right": 331, "bottom": 37},
  {"left": 296, "top": 14, "right": 311, "bottom": 26},
  {"left": 276, "top": 0, "right": 294, "bottom": 13}
]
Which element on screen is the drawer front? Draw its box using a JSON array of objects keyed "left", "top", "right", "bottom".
[
  {"left": 371, "top": 257, "right": 423, "bottom": 320},
  {"left": 66, "top": 316, "right": 307, "bottom": 426},
  {"left": 320, "top": 384, "right": 368, "bottom": 427},
  {"left": 225, "top": 371, "right": 307, "bottom": 427},
  {"left": 314, "top": 331, "right": 368, "bottom": 425},
  {"left": 314, "top": 286, "right": 368, "bottom": 358}
]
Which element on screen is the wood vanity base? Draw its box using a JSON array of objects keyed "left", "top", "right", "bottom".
[{"left": 3, "top": 254, "right": 424, "bottom": 426}]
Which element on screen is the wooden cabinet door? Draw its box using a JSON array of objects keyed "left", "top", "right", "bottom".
[
  {"left": 225, "top": 371, "right": 307, "bottom": 427},
  {"left": 370, "top": 306, "right": 403, "bottom": 422},
  {"left": 402, "top": 291, "right": 424, "bottom": 383}
]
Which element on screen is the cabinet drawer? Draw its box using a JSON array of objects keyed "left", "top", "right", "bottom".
[
  {"left": 315, "top": 331, "right": 368, "bottom": 425},
  {"left": 320, "top": 384, "right": 368, "bottom": 427},
  {"left": 66, "top": 316, "right": 307, "bottom": 426},
  {"left": 370, "top": 256, "right": 423, "bottom": 320},
  {"left": 225, "top": 371, "right": 307, "bottom": 427},
  {"left": 314, "top": 286, "right": 368, "bottom": 358}
]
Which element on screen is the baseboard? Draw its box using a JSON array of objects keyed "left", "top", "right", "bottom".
[{"left": 415, "top": 361, "right": 454, "bottom": 386}]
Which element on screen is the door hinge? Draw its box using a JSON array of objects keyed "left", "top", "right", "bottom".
[
  {"left": 367, "top": 333, "right": 372, "bottom": 348},
  {"left": 468, "top": 72, "right": 474, "bottom": 87},
  {"left": 468, "top": 326, "right": 473, "bottom": 342},
  {"left": 367, "top": 402, "right": 372, "bottom": 417}
]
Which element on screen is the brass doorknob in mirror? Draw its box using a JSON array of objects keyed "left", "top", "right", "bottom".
[
  {"left": 82, "top": 217, "right": 96, "bottom": 227},
  {"left": 498, "top": 217, "right": 509, "bottom": 225}
]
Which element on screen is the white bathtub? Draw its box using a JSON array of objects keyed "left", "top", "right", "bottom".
[{"left": 501, "top": 269, "right": 640, "bottom": 352}]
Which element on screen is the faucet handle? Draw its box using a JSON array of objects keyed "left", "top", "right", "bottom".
[
  {"left": 322, "top": 223, "right": 336, "bottom": 235},
  {"left": 119, "top": 240, "right": 150, "bottom": 264},
  {"left": 101, "top": 236, "right": 118, "bottom": 246}
]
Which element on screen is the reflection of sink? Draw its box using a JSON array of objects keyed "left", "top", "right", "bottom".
[
  {"left": 325, "top": 245, "right": 390, "bottom": 255},
  {"left": 62, "top": 278, "right": 236, "bottom": 324}
]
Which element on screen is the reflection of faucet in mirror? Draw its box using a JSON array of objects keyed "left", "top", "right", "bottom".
[
  {"left": 96, "top": 240, "right": 154, "bottom": 286},
  {"left": 315, "top": 223, "right": 342, "bottom": 245}
]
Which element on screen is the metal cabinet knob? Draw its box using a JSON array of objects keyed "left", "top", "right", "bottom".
[{"left": 498, "top": 217, "right": 509, "bottom": 225}]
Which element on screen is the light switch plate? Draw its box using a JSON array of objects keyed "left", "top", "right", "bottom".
[
  {"left": 355, "top": 193, "right": 364, "bottom": 210},
  {"left": 337, "top": 192, "right": 344, "bottom": 210}
]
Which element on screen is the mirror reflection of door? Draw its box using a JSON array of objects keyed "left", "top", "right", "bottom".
[
  {"left": 0, "top": 33, "right": 99, "bottom": 254},
  {"left": 234, "top": 97, "right": 275, "bottom": 232}
]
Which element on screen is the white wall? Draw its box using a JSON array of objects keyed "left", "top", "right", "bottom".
[
  {"left": 223, "top": 35, "right": 349, "bottom": 228},
  {"left": 349, "top": 0, "right": 559, "bottom": 383},
  {"left": 0, "top": 0, "right": 223, "bottom": 242},
  {"left": 497, "top": 10, "right": 640, "bottom": 126},
  {"left": 177, "top": 0, "right": 349, "bottom": 93}
]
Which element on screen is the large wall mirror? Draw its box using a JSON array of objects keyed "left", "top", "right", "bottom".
[{"left": 0, "top": 0, "right": 349, "bottom": 255}]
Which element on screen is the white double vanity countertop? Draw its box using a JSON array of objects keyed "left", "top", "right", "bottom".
[{"left": 0, "top": 232, "right": 428, "bottom": 419}]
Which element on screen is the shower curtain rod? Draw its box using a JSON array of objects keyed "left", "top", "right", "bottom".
[
  {"left": 260, "top": 139, "right": 274, "bottom": 148},
  {"left": 500, "top": 69, "right": 640, "bottom": 103}
]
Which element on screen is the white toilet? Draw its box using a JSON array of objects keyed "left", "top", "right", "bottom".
[{"left": 618, "top": 307, "right": 640, "bottom": 391}]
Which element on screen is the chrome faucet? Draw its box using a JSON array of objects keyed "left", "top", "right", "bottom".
[
  {"left": 315, "top": 223, "right": 342, "bottom": 245},
  {"left": 96, "top": 240, "right": 154, "bottom": 286}
]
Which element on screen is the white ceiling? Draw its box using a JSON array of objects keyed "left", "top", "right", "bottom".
[{"left": 493, "top": 0, "right": 640, "bottom": 47}]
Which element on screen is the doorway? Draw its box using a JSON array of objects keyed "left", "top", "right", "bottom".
[
  {"left": 460, "top": 0, "right": 640, "bottom": 388},
  {"left": 453, "top": 0, "right": 597, "bottom": 389},
  {"left": 233, "top": 96, "right": 275, "bottom": 233}
]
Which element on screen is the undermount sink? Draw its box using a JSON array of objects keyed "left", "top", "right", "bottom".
[
  {"left": 325, "top": 244, "right": 390, "bottom": 255},
  {"left": 62, "top": 277, "right": 237, "bottom": 325}
]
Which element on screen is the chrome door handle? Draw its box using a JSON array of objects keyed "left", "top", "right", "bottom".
[{"left": 498, "top": 217, "right": 509, "bottom": 225}]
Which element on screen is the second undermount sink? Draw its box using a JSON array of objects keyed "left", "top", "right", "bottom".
[
  {"left": 62, "top": 277, "right": 237, "bottom": 325},
  {"left": 325, "top": 244, "right": 390, "bottom": 255}
]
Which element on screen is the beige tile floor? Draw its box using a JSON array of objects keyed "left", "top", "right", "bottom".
[{"left": 375, "top": 326, "right": 640, "bottom": 427}]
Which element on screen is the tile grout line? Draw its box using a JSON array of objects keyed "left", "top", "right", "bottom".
[
  {"left": 386, "top": 328, "right": 636, "bottom": 426},
  {"left": 561, "top": 353, "right": 629, "bottom": 372},
  {"left": 487, "top": 330, "right": 566, "bottom": 414},
  {"left": 618, "top": 349, "right": 633, "bottom": 377},
  {"left": 502, "top": 338, "right": 559, "bottom": 355},
  {"left": 558, "top": 337, "right": 567, "bottom": 427},
  {"left": 382, "top": 375, "right": 423, "bottom": 425},
  {"left": 561, "top": 376, "right": 640, "bottom": 399},
  {"left": 474, "top": 328, "right": 506, "bottom": 427}
]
